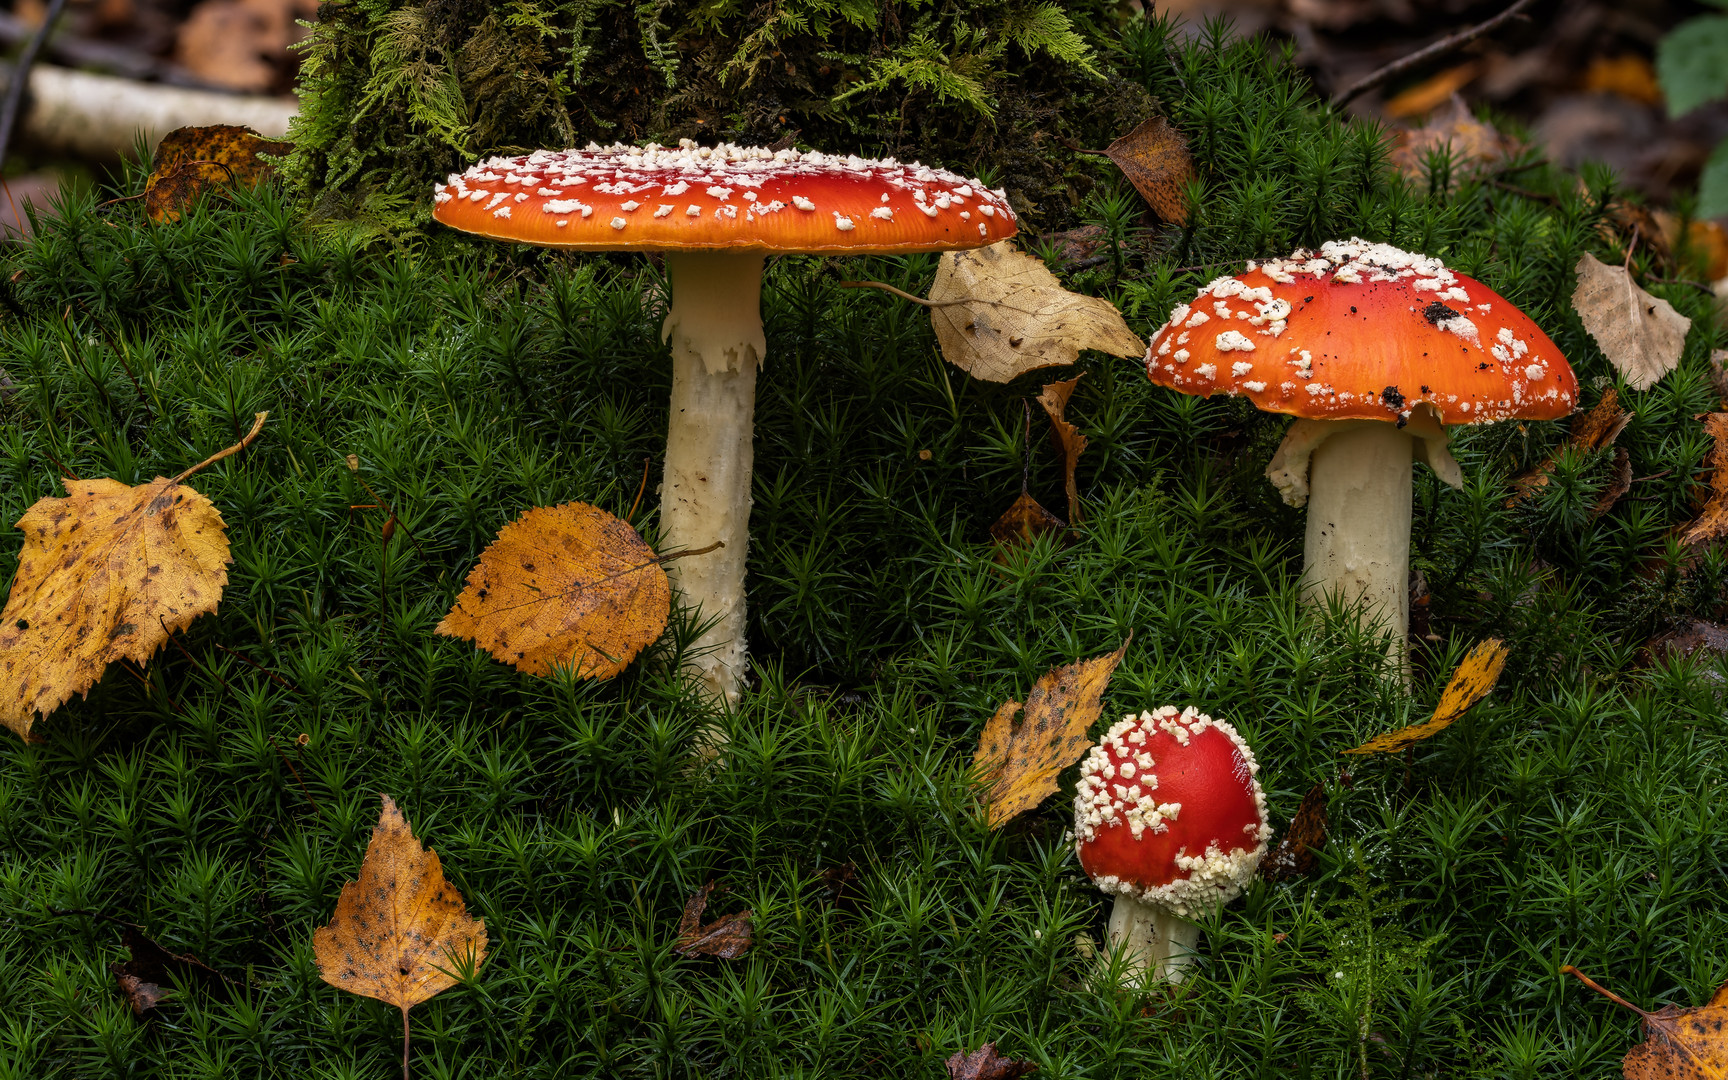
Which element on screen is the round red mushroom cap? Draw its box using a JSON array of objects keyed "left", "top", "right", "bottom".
[
  {"left": 432, "top": 140, "right": 1018, "bottom": 253},
  {"left": 1144, "top": 239, "right": 1577, "bottom": 425},
  {"left": 1074, "top": 706, "right": 1271, "bottom": 917}
]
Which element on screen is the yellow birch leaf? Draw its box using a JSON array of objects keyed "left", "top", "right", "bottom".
[
  {"left": 436, "top": 501, "right": 671, "bottom": 679},
  {"left": 314, "top": 796, "right": 487, "bottom": 1074},
  {"left": 973, "top": 640, "right": 1129, "bottom": 828},
  {"left": 1341, "top": 638, "right": 1509, "bottom": 755},
  {"left": 0, "top": 414, "right": 265, "bottom": 740}
]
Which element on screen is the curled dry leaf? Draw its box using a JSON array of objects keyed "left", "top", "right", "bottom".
[
  {"left": 0, "top": 414, "right": 265, "bottom": 740},
  {"left": 1101, "top": 116, "right": 1193, "bottom": 224},
  {"left": 314, "top": 797, "right": 487, "bottom": 1075},
  {"left": 1260, "top": 783, "right": 1328, "bottom": 883},
  {"left": 1594, "top": 447, "right": 1634, "bottom": 519},
  {"left": 946, "top": 1043, "right": 1039, "bottom": 1080},
  {"left": 145, "top": 125, "right": 293, "bottom": 223},
  {"left": 1388, "top": 96, "right": 1509, "bottom": 184},
  {"left": 1563, "top": 966, "right": 1728, "bottom": 1080},
  {"left": 675, "top": 882, "right": 754, "bottom": 959},
  {"left": 436, "top": 501, "right": 671, "bottom": 679},
  {"left": 111, "top": 926, "right": 234, "bottom": 1015},
  {"left": 929, "top": 242, "right": 1145, "bottom": 384},
  {"left": 1506, "top": 387, "right": 1632, "bottom": 507},
  {"left": 1680, "top": 414, "right": 1728, "bottom": 547},
  {"left": 1572, "top": 252, "right": 1691, "bottom": 392},
  {"left": 1342, "top": 638, "right": 1508, "bottom": 755},
  {"left": 972, "top": 641, "right": 1129, "bottom": 829},
  {"left": 1037, "top": 375, "right": 1088, "bottom": 525}
]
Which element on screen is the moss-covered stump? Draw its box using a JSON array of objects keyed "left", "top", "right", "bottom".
[{"left": 3, "top": 22, "right": 1728, "bottom": 1080}]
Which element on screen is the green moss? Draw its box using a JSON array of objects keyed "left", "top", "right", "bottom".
[{"left": 2, "top": 22, "right": 1727, "bottom": 1080}]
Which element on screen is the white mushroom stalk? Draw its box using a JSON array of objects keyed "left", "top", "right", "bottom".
[
  {"left": 1266, "top": 408, "right": 1460, "bottom": 659},
  {"left": 659, "top": 251, "right": 767, "bottom": 704}
]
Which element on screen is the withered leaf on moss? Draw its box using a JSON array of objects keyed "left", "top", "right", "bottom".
[{"left": 145, "top": 125, "right": 292, "bottom": 223}]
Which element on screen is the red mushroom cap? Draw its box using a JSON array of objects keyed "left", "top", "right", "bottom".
[
  {"left": 431, "top": 140, "right": 1018, "bottom": 253},
  {"left": 1144, "top": 239, "right": 1576, "bottom": 425},
  {"left": 1074, "top": 706, "right": 1270, "bottom": 917}
]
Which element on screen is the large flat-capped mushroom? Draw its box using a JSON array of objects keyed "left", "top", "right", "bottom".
[
  {"left": 1144, "top": 239, "right": 1576, "bottom": 659},
  {"left": 434, "top": 141, "right": 1017, "bottom": 706}
]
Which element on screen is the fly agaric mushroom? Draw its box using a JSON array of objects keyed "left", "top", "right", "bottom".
[
  {"left": 1074, "top": 706, "right": 1270, "bottom": 986},
  {"left": 433, "top": 141, "right": 1016, "bottom": 704},
  {"left": 1144, "top": 239, "right": 1576, "bottom": 656}
]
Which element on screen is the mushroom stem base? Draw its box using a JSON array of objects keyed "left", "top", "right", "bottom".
[
  {"left": 1301, "top": 419, "right": 1412, "bottom": 668},
  {"left": 1102, "top": 895, "right": 1203, "bottom": 986},
  {"left": 660, "top": 251, "right": 767, "bottom": 710}
]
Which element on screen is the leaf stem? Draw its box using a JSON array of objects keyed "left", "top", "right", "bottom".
[
  {"left": 172, "top": 411, "right": 267, "bottom": 483},
  {"left": 402, "top": 1006, "right": 411, "bottom": 1080},
  {"left": 837, "top": 280, "right": 968, "bottom": 308},
  {"left": 1560, "top": 965, "right": 1648, "bottom": 1016}
]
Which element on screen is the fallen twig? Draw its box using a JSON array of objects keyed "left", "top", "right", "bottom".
[
  {"left": 1332, "top": 0, "right": 1539, "bottom": 108},
  {"left": 0, "top": 0, "right": 67, "bottom": 174}
]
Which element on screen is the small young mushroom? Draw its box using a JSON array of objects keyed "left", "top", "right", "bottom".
[
  {"left": 433, "top": 141, "right": 1017, "bottom": 706},
  {"left": 1143, "top": 239, "right": 1577, "bottom": 660},
  {"left": 1073, "top": 706, "right": 1270, "bottom": 986}
]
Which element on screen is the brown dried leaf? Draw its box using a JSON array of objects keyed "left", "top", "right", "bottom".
[
  {"left": 1261, "top": 783, "right": 1328, "bottom": 883},
  {"left": 1563, "top": 966, "right": 1728, "bottom": 1080},
  {"left": 313, "top": 796, "right": 487, "bottom": 1013},
  {"left": 436, "top": 501, "right": 670, "bottom": 679},
  {"left": 675, "top": 882, "right": 754, "bottom": 959},
  {"left": 929, "top": 242, "right": 1145, "bottom": 384},
  {"left": 1037, "top": 375, "right": 1088, "bottom": 525},
  {"left": 1342, "top": 638, "right": 1508, "bottom": 755},
  {"left": 947, "top": 1043, "right": 1039, "bottom": 1080},
  {"left": 1573, "top": 252, "right": 1691, "bottom": 392},
  {"left": 1388, "top": 96, "right": 1508, "bottom": 183},
  {"left": 1681, "top": 414, "right": 1728, "bottom": 547},
  {"left": 1506, "top": 388, "right": 1631, "bottom": 507},
  {"left": 972, "top": 641, "right": 1129, "bottom": 829},
  {"left": 1101, "top": 116, "right": 1193, "bottom": 224},
  {"left": 1593, "top": 447, "right": 1633, "bottom": 519},
  {"left": 110, "top": 926, "right": 233, "bottom": 1015},
  {"left": 145, "top": 125, "right": 293, "bottom": 224},
  {"left": 988, "top": 492, "right": 1064, "bottom": 556},
  {"left": 0, "top": 409, "right": 261, "bottom": 739}
]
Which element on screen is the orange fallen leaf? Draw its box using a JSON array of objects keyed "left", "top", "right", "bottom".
[
  {"left": 1383, "top": 61, "right": 1481, "bottom": 120},
  {"left": 1101, "top": 116, "right": 1193, "bottom": 224},
  {"left": 1563, "top": 966, "right": 1728, "bottom": 1080},
  {"left": 1037, "top": 375, "right": 1088, "bottom": 526},
  {"left": 1680, "top": 414, "right": 1728, "bottom": 547},
  {"left": 1341, "top": 638, "right": 1508, "bottom": 755},
  {"left": 314, "top": 796, "right": 487, "bottom": 1078},
  {"left": 436, "top": 501, "right": 672, "bottom": 679},
  {"left": 1261, "top": 783, "right": 1328, "bottom": 882},
  {"left": 1583, "top": 55, "right": 1664, "bottom": 108},
  {"left": 973, "top": 641, "right": 1128, "bottom": 829},
  {"left": 929, "top": 241, "right": 1145, "bottom": 384},
  {"left": 0, "top": 413, "right": 266, "bottom": 740},
  {"left": 674, "top": 882, "right": 754, "bottom": 959},
  {"left": 145, "top": 124, "right": 293, "bottom": 223},
  {"left": 1506, "top": 387, "right": 1631, "bottom": 507}
]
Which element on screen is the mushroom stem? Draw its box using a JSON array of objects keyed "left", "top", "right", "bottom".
[
  {"left": 659, "top": 250, "right": 768, "bottom": 708},
  {"left": 1103, "top": 895, "right": 1203, "bottom": 985},
  {"left": 1301, "top": 420, "right": 1413, "bottom": 659}
]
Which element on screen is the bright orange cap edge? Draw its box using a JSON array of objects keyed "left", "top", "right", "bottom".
[
  {"left": 432, "top": 141, "right": 1018, "bottom": 254},
  {"left": 1145, "top": 240, "right": 1577, "bottom": 426}
]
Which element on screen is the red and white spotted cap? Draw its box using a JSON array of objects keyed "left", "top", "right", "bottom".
[
  {"left": 431, "top": 140, "right": 1017, "bottom": 253},
  {"left": 1073, "top": 706, "right": 1271, "bottom": 918},
  {"left": 1144, "top": 238, "right": 1576, "bottom": 425}
]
